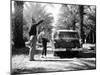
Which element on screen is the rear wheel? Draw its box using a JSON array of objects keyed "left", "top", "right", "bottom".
[{"left": 74, "top": 41, "right": 81, "bottom": 48}]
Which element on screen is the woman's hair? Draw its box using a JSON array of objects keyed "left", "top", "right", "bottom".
[{"left": 32, "top": 18, "right": 36, "bottom": 23}]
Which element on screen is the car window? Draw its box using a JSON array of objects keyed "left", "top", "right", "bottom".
[{"left": 59, "top": 32, "right": 79, "bottom": 39}]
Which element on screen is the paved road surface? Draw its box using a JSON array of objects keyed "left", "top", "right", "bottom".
[
  {"left": 12, "top": 44, "right": 96, "bottom": 74},
  {"left": 12, "top": 54, "right": 96, "bottom": 74}
]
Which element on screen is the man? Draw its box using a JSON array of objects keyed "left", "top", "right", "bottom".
[{"left": 29, "top": 19, "right": 44, "bottom": 61}]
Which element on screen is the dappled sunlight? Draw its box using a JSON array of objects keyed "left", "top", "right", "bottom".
[
  {"left": 12, "top": 54, "right": 96, "bottom": 74},
  {"left": 11, "top": 1, "right": 96, "bottom": 74}
]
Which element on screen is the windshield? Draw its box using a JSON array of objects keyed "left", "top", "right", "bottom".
[{"left": 59, "top": 32, "right": 79, "bottom": 39}]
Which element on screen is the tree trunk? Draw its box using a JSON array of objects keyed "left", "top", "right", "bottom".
[
  {"left": 13, "top": 1, "right": 25, "bottom": 48},
  {"left": 79, "top": 5, "right": 85, "bottom": 44},
  {"left": 72, "top": 14, "right": 76, "bottom": 30}
]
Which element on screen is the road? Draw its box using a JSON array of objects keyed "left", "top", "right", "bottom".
[{"left": 11, "top": 47, "right": 96, "bottom": 74}]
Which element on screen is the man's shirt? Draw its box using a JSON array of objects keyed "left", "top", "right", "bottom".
[{"left": 29, "top": 24, "right": 37, "bottom": 36}]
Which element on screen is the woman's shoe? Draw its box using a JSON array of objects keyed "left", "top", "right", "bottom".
[{"left": 41, "top": 55, "right": 44, "bottom": 58}]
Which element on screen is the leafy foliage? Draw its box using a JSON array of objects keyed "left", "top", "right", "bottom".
[
  {"left": 57, "top": 4, "right": 80, "bottom": 30},
  {"left": 23, "top": 2, "right": 53, "bottom": 41}
]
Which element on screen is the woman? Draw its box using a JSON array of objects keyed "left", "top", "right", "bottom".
[{"left": 38, "top": 29, "right": 49, "bottom": 58}]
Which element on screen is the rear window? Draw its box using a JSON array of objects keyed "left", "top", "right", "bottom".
[{"left": 59, "top": 32, "right": 79, "bottom": 38}]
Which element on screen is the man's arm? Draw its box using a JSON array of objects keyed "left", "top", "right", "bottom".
[
  {"left": 37, "top": 20, "right": 44, "bottom": 25},
  {"left": 34, "top": 20, "right": 44, "bottom": 27}
]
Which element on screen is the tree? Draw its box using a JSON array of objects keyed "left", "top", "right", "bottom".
[
  {"left": 57, "top": 4, "right": 79, "bottom": 30},
  {"left": 13, "top": 1, "right": 25, "bottom": 48},
  {"left": 83, "top": 5, "right": 96, "bottom": 43},
  {"left": 79, "top": 5, "right": 84, "bottom": 43},
  {"left": 23, "top": 2, "right": 53, "bottom": 39},
  {"left": 56, "top": 4, "right": 96, "bottom": 44}
]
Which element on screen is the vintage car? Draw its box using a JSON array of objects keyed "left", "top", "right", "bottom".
[{"left": 53, "top": 30, "right": 81, "bottom": 50}]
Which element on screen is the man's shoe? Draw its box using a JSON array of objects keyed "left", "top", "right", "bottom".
[{"left": 30, "top": 59, "right": 35, "bottom": 61}]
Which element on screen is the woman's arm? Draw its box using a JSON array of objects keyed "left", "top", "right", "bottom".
[
  {"left": 30, "top": 35, "right": 34, "bottom": 41},
  {"left": 37, "top": 32, "right": 43, "bottom": 40}
]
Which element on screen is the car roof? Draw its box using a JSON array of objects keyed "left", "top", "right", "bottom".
[{"left": 57, "top": 30, "right": 78, "bottom": 32}]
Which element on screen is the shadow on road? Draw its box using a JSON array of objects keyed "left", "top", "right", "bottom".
[
  {"left": 54, "top": 51, "right": 96, "bottom": 58},
  {"left": 11, "top": 67, "right": 47, "bottom": 75},
  {"left": 12, "top": 47, "right": 30, "bottom": 55},
  {"left": 12, "top": 47, "right": 52, "bottom": 55},
  {"left": 12, "top": 47, "right": 96, "bottom": 58}
]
